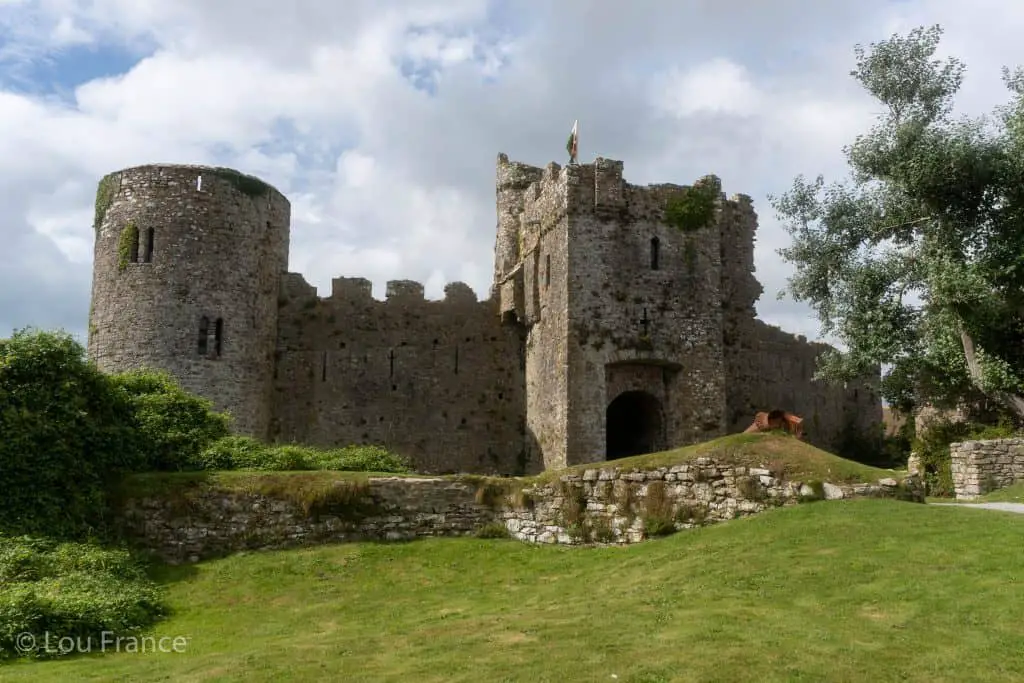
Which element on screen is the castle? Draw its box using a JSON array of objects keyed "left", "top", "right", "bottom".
[{"left": 87, "top": 155, "right": 882, "bottom": 475}]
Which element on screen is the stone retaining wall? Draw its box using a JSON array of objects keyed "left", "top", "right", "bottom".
[
  {"left": 950, "top": 437, "right": 1024, "bottom": 499},
  {"left": 119, "top": 460, "right": 923, "bottom": 563}
]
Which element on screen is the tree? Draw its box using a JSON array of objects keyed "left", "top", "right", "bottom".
[{"left": 769, "top": 25, "right": 1024, "bottom": 421}]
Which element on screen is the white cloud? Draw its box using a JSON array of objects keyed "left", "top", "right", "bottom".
[{"left": 0, "top": 0, "right": 1022, "bottom": 345}]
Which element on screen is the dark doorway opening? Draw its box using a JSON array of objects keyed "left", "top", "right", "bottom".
[{"left": 606, "top": 390, "right": 664, "bottom": 460}]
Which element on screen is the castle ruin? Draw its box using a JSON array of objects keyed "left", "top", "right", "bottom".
[{"left": 87, "top": 155, "right": 882, "bottom": 475}]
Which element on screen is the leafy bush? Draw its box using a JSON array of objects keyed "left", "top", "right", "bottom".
[
  {"left": 0, "top": 329, "right": 138, "bottom": 538},
  {"left": 195, "top": 437, "right": 411, "bottom": 474},
  {"left": 912, "top": 419, "right": 1018, "bottom": 497},
  {"left": 0, "top": 535, "right": 165, "bottom": 660},
  {"left": 111, "top": 369, "right": 231, "bottom": 471}
]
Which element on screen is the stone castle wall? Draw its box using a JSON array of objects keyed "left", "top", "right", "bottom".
[
  {"left": 950, "top": 437, "right": 1024, "bottom": 499},
  {"left": 271, "top": 274, "right": 534, "bottom": 475},
  {"left": 88, "top": 165, "right": 290, "bottom": 438},
  {"left": 88, "top": 156, "right": 883, "bottom": 476},
  {"left": 728, "top": 321, "right": 883, "bottom": 452},
  {"left": 118, "top": 465, "right": 923, "bottom": 564}
]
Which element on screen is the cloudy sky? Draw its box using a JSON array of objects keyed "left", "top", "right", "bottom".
[{"left": 1, "top": 0, "right": 1021, "bottom": 346}]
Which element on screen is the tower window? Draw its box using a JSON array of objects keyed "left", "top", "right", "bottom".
[
  {"left": 650, "top": 237, "right": 660, "bottom": 270},
  {"left": 214, "top": 318, "right": 224, "bottom": 357},
  {"left": 143, "top": 228, "right": 155, "bottom": 263},
  {"left": 196, "top": 175, "right": 202, "bottom": 191},
  {"left": 197, "top": 316, "right": 209, "bottom": 355},
  {"left": 545, "top": 254, "right": 551, "bottom": 286}
]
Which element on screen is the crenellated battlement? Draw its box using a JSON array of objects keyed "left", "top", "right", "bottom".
[{"left": 279, "top": 272, "right": 489, "bottom": 310}]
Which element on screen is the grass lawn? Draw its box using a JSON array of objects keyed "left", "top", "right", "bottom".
[
  {"left": 928, "top": 481, "right": 1024, "bottom": 504},
  {"left": 5, "top": 499, "right": 1023, "bottom": 683}
]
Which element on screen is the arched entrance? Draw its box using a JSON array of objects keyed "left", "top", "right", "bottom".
[{"left": 606, "top": 390, "right": 664, "bottom": 460}]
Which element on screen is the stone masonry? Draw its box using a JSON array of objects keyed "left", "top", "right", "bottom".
[
  {"left": 118, "top": 463, "right": 922, "bottom": 564},
  {"left": 950, "top": 437, "right": 1024, "bottom": 499},
  {"left": 88, "top": 156, "right": 882, "bottom": 476}
]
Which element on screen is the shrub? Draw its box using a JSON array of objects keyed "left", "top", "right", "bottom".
[
  {"left": 641, "top": 481, "right": 677, "bottom": 537},
  {"left": 111, "top": 369, "right": 231, "bottom": 471},
  {"left": 0, "top": 535, "right": 165, "bottom": 660},
  {"left": 0, "top": 329, "right": 138, "bottom": 538},
  {"left": 195, "top": 437, "right": 411, "bottom": 474}
]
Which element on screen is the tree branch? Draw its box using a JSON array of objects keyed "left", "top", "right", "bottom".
[{"left": 959, "top": 325, "right": 1024, "bottom": 418}]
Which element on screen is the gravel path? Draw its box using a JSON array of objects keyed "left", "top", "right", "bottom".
[{"left": 930, "top": 502, "right": 1024, "bottom": 514}]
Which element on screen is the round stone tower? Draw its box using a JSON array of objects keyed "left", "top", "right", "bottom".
[{"left": 87, "top": 164, "right": 290, "bottom": 439}]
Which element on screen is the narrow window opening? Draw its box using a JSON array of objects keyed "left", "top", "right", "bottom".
[
  {"left": 196, "top": 175, "right": 202, "bottom": 191},
  {"left": 454, "top": 346, "right": 459, "bottom": 375},
  {"left": 321, "top": 351, "right": 327, "bottom": 381},
  {"left": 214, "top": 317, "right": 224, "bottom": 356},
  {"left": 389, "top": 349, "right": 395, "bottom": 377},
  {"left": 128, "top": 227, "right": 140, "bottom": 263},
  {"left": 197, "top": 316, "right": 209, "bottom": 355},
  {"left": 545, "top": 254, "right": 551, "bottom": 286},
  {"left": 143, "top": 228, "right": 154, "bottom": 263},
  {"left": 650, "top": 237, "right": 660, "bottom": 270}
]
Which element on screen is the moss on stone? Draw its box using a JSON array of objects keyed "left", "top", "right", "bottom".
[
  {"left": 94, "top": 172, "right": 119, "bottom": 234},
  {"left": 665, "top": 182, "right": 718, "bottom": 233},
  {"left": 117, "top": 221, "right": 139, "bottom": 271},
  {"left": 209, "top": 167, "right": 271, "bottom": 198}
]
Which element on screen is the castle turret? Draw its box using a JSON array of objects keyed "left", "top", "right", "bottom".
[{"left": 87, "top": 164, "right": 290, "bottom": 439}]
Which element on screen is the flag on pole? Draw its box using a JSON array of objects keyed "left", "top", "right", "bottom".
[{"left": 566, "top": 119, "right": 578, "bottom": 164}]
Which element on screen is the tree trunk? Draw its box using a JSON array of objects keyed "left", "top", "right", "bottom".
[{"left": 959, "top": 326, "right": 1024, "bottom": 419}]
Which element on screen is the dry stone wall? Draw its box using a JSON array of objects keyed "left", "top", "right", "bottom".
[
  {"left": 950, "top": 437, "right": 1024, "bottom": 499},
  {"left": 119, "top": 463, "right": 923, "bottom": 564}
]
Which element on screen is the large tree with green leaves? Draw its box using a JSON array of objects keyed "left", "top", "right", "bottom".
[{"left": 770, "top": 25, "right": 1024, "bottom": 420}]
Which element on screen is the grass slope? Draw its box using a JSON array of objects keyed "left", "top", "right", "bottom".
[
  {"left": 536, "top": 432, "right": 902, "bottom": 484},
  {"left": 118, "top": 433, "right": 903, "bottom": 502},
  {"left": 6, "top": 500, "right": 1023, "bottom": 683}
]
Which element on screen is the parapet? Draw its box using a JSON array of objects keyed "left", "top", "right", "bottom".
[
  {"left": 500, "top": 156, "right": 744, "bottom": 227},
  {"left": 497, "top": 153, "right": 544, "bottom": 191},
  {"left": 331, "top": 276, "right": 373, "bottom": 300},
  {"left": 444, "top": 282, "right": 478, "bottom": 304},
  {"left": 386, "top": 280, "right": 425, "bottom": 301},
  {"left": 280, "top": 272, "right": 317, "bottom": 300}
]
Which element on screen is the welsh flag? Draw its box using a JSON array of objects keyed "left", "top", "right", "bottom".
[{"left": 566, "top": 119, "right": 578, "bottom": 163}]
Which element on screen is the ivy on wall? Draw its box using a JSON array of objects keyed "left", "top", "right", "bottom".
[
  {"left": 118, "top": 221, "right": 139, "bottom": 272},
  {"left": 94, "top": 173, "right": 120, "bottom": 235}
]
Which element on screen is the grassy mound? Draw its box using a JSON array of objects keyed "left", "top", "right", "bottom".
[
  {"left": 5, "top": 499, "right": 1024, "bottom": 682},
  {"left": 534, "top": 431, "right": 902, "bottom": 484}
]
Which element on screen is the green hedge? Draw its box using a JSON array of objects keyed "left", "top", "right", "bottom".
[
  {"left": 0, "top": 535, "right": 164, "bottom": 660},
  {"left": 194, "top": 436, "right": 411, "bottom": 473},
  {"left": 0, "top": 330, "right": 139, "bottom": 538}
]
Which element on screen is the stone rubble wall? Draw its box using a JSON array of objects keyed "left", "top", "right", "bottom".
[
  {"left": 119, "top": 460, "right": 923, "bottom": 564},
  {"left": 950, "top": 437, "right": 1024, "bottom": 499}
]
